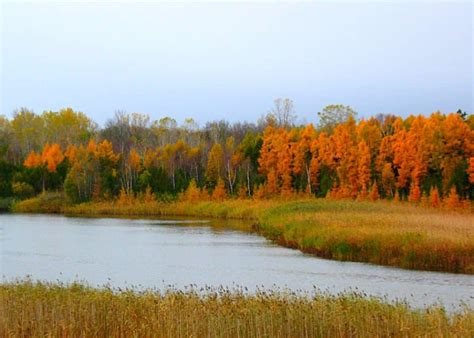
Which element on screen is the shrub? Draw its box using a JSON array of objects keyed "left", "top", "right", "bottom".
[
  {"left": 12, "top": 181, "right": 35, "bottom": 200},
  {"left": 0, "top": 197, "right": 14, "bottom": 211},
  {"left": 12, "top": 192, "right": 66, "bottom": 213}
]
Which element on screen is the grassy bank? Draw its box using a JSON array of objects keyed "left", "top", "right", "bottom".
[
  {"left": 258, "top": 200, "right": 474, "bottom": 274},
  {"left": 13, "top": 196, "right": 474, "bottom": 274},
  {"left": 1, "top": 281, "right": 472, "bottom": 337},
  {"left": 11, "top": 192, "right": 64, "bottom": 213}
]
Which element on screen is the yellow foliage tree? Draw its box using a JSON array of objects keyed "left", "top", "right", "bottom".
[
  {"left": 183, "top": 179, "right": 201, "bottom": 202},
  {"left": 211, "top": 178, "right": 226, "bottom": 201},
  {"left": 206, "top": 143, "right": 224, "bottom": 189}
]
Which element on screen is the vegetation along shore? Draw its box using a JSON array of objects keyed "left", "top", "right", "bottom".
[{"left": 1, "top": 281, "right": 473, "bottom": 337}]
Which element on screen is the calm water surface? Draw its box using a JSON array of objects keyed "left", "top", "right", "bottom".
[{"left": 1, "top": 214, "right": 473, "bottom": 310}]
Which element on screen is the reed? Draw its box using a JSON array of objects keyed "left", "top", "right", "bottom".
[
  {"left": 257, "top": 199, "right": 474, "bottom": 274},
  {"left": 1, "top": 281, "right": 472, "bottom": 337}
]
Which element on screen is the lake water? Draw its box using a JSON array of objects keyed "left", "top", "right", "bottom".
[{"left": 1, "top": 214, "right": 473, "bottom": 310}]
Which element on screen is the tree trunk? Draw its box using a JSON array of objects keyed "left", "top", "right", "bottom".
[
  {"left": 247, "top": 163, "right": 251, "bottom": 197},
  {"left": 305, "top": 163, "right": 312, "bottom": 194}
]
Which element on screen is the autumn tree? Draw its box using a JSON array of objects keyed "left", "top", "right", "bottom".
[
  {"left": 317, "top": 104, "right": 357, "bottom": 134},
  {"left": 357, "top": 141, "right": 371, "bottom": 199},
  {"left": 440, "top": 114, "right": 473, "bottom": 194},
  {"left": 42, "top": 144, "right": 65, "bottom": 173},
  {"left": 223, "top": 137, "right": 240, "bottom": 195},
  {"left": 331, "top": 116, "right": 358, "bottom": 198},
  {"left": 311, "top": 132, "right": 335, "bottom": 196},
  {"left": 182, "top": 178, "right": 201, "bottom": 202},
  {"left": 408, "top": 182, "right": 421, "bottom": 203},
  {"left": 429, "top": 187, "right": 441, "bottom": 208},
  {"left": 24, "top": 143, "right": 64, "bottom": 192},
  {"left": 11, "top": 109, "right": 44, "bottom": 164},
  {"left": 468, "top": 157, "right": 474, "bottom": 184},
  {"left": 293, "top": 124, "right": 316, "bottom": 193},
  {"left": 381, "top": 163, "right": 395, "bottom": 198},
  {"left": 259, "top": 127, "right": 295, "bottom": 195},
  {"left": 369, "top": 182, "right": 379, "bottom": 201},
  {"left": 123, "top": 147, "right": 141, "bottom": 195},
  {"left": 206, "top": 143, "right": 224, "bottom": 190},
  {"left": 444, "top": 186, "right": 460, "bottom": 209},
  {"left": 276, "top": 129, "right": 294, "bottom": 196},
  {"left": 95, "top": 140, "right": 120, "bottom": 198},
  {"left": 64, "top": 143, "right": 95, "bottom": 202},
  {"left": 159, "top": 140, "right": 189, "bottom": 192},
  {"left": 211, "top": 178, "right": 226, "bottom": 201},
  {"left": 42, "top": 108, "right": 96, "bottom": 148},
  {"left": 238, "top": 131, "right": 262, "bottom": 197}
]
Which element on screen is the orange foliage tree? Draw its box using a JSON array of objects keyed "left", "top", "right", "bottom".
[{"left": 24, "top": 143, "right": 65, "bottom": 191}]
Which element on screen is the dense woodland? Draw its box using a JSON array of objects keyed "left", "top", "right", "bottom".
[{"left": 1, "top": 100, "right": 473, "bottom": 206}]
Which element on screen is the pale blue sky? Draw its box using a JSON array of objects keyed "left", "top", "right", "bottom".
[{"left": 1, "top": 1, "right": 472, "bottom": 126}]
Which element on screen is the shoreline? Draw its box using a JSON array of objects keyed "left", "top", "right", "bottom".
[{"left": 10, "top": 196, "right": 474, "bottom": 274}]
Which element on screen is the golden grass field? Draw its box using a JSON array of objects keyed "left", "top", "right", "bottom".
[
  {"left": 13, "top": 195, "right": 474, "bottom": 274},
  {"left": 1, "top": 281, "right": 473, "bottom": 337}
]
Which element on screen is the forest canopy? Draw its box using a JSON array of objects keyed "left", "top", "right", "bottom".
[{"left": 1, "top": 102, "right": 473, "bottom": 205}]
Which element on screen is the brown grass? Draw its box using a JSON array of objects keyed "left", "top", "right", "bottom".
[{"left": 1, "top": 281, "right": 472, "bottom": 337}]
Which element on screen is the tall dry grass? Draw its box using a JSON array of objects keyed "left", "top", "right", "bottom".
[
  {"left": 1, "top": 281, "right": 472, "bottom": 337},
  {"left": 257, "top": 199, "right": 474, "bottom": 273}
]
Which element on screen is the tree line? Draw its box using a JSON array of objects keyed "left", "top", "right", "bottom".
[{"left": 1, "top": 101, "right": 473, "bottom": 205}]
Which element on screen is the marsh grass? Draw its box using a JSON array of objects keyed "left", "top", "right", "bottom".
[
  {"left": 12, "top": 192, "right": 64, "bottom": 213},
  {"left": 257, "top": 199, "right": 474, "bottom": 274},
  {"left": 14, "top": 196, "right": 474, "bottom": 273},
  {"left": 1, "top": 281, "right": 472, "bottom": 337}
]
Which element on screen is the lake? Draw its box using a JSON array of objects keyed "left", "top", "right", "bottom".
[{"left": 1, "top": 214, "right": 473, "bottom": 310}]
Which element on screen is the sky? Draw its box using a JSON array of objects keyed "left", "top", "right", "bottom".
[{"left": 1, "top": 1, "right": 472, "bottom": 126}]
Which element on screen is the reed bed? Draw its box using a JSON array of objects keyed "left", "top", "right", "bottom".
[
  {"left": 1, "top": 281, "right": 472, "bottom": 337},
  {"left": 257, "top": 199, "right": 474, "bottom": 274}
]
